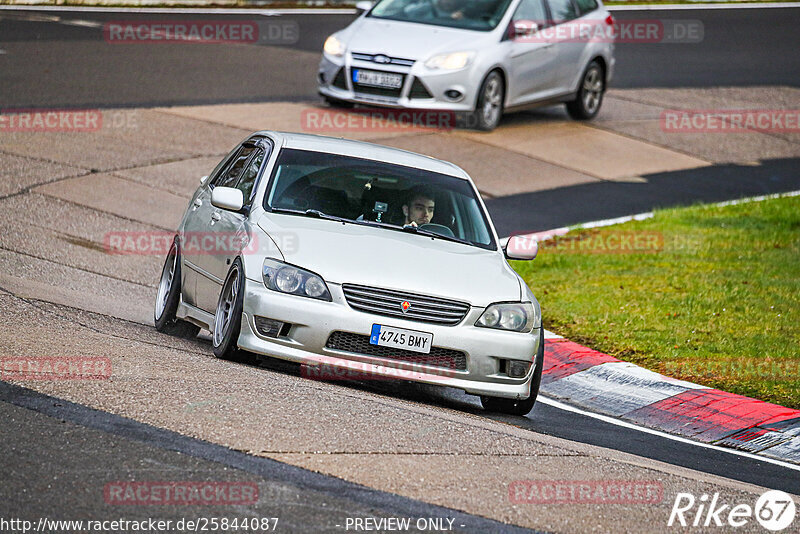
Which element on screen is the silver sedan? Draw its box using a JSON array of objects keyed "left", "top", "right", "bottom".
[
  {"left": 318, "top": 0, "right": 615, "bottom": 129},
  {"left": 155, "top": 132, "right": 543, "bottom": 415}
]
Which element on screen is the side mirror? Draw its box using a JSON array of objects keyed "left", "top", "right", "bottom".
[
  {"left": 512, "top": 20, "right": 540, "bottom": 39},
  {"left": 355, "top": 0, "right": 373, "bottom": 13},
  {"left": 200, "top": 175, "right": 209, "bottom": 185},
  {"left": 211, "top": 187, "right": 244, "bottom": 212},
  {"left": 504, "top": 234, "right": 538, "bottom": 261}
]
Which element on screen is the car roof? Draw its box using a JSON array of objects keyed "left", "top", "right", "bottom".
[{"left": 253, "top": 131, "right": 470, "bottom": 180}]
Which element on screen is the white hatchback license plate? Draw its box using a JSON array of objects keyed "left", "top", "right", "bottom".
[
  {"left": 370, "top": 324, "right": 433, "bottom": 354},
  {"left": 353, "top": 69, "right": 403, "bottom": 89}
]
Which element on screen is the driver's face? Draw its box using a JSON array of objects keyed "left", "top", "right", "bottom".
[{"left": 404, "top": 196, "right": 435, "bottom": 225}]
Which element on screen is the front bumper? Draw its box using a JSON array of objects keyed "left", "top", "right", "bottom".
[
  {"left": 317, "top": 54, "right": 478, "bottom": 112},
  {"left": 237, "top": 278, "right": 541, "bottom": 399}
]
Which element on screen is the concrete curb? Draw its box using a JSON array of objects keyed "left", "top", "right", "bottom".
[{"left": 539, "top": 330, "right": 800, "bottom": 465}]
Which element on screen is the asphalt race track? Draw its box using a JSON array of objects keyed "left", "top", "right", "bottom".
[
  {"left": 1, "top": 5, "right": 799, "bottom": 533},
  {"left": 1, "top": 7, "right": 799, "bottom": 109}
]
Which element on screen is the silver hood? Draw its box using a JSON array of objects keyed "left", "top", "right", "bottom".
[
  {"left": 342, "top": 17, "right": 482, "bottom": 61},
  {"left": 258, "top": 214, "right": 521, "bottom": 307}
]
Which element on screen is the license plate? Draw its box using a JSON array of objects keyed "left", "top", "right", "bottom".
[
  {"left": 370, "top": 324, "right": 432, "bottom": 354},
  {"left": 353, "top": 69, "right": 403, "bottom": 89}
]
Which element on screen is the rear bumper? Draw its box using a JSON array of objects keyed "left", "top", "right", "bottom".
[{"left": 237, "top": 278, "right": 541, "bottom": 399}]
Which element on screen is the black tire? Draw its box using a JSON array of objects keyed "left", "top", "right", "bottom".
[
  {"left": 566, "top": 60, "right": 605, "bottom": 120},
  {"left": 480, "top": 325, "right": 545, "bottom": 416},
  {"left": 212, "top": 258, "right": 246, "bottom": 361},
  {"left": 324, "top": 96, "right": 355, "bottom": 109},
  {"left": 154, "top": 239, "right": 200, "bottom": 339},
  {"left": 471, "top": 70, "right": 504, "bottom": 131}
]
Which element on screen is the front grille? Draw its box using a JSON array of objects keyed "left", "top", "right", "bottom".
[
  {"left": 351, "top": 52, "right": 416, "bottom": 67},
  {"left": 342, "top": 284, "right": 470, "bottom": 326},
  {"left": 408, "top": 77, "right": 433, "bottom": 99},
  {"left": 326, "top": 331, "right": 467, "bottom": 371}
]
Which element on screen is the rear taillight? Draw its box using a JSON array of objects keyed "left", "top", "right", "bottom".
[{"left": 605, "top": 14, "right": 615, "bottom": 25}]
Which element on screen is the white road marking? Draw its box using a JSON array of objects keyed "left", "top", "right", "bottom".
[
  {"left": 0, "top": 49, "right": 6, "bottom": 54},
  {"left": 59, "top": 18, "right": 103, "bottom": 28},
  {"left": 0, "top": 5, "right": 357, "bottom": 15},
  {"left": 1, "top": 3, "right": 799, "bottom": 14},
  {"left": 538, "top": 394, "right": 800, "bottom": 473}
]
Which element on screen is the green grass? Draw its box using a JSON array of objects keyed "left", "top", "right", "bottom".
[{"left": 513, "top": 195, "right": 800, "bottom": 409}]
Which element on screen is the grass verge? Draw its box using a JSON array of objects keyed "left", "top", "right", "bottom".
[{"left": 513, "top": 195, "right": 800, "bottom": 409}]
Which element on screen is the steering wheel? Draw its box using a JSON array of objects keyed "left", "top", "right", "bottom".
[{"left": 419, "top": 223, "right": 455, "bottom": 238}]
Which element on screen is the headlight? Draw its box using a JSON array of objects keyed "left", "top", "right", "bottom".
[
  {"left": 323, "top": 34, "right": 345, "bottom": 57},
  {"left": 476, "top": 302, "right": 535, "bottom": 332},
  {"left": 424, "top": 51, "right": 475, "bottom": 70},
  {"left": 263, "top": 259, "right": 332, "bottom": 301}
]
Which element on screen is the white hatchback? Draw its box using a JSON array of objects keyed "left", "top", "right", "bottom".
[{"left": 318, "top": 0, "right": 615, "bottom": 129}]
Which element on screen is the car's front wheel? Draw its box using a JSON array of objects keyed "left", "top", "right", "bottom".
[
  {"left": 480, "top": 325, "right": 545, "bottom": 416},
  {"left": 154, "top": 239, "right": 200, "bottom": 339},
  {"left": 566, "top": 60, "right": 605, "bottom": 120},
  {"left": 471, "top": 70, "right": 504, "bottom": 131},
  {"left": 212, "top": 258, "right": 246, "bottom": 361}
]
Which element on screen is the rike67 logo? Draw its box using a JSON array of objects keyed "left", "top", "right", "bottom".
[{"left": 668, "top": 490, "right": 796, "bottom": 531}]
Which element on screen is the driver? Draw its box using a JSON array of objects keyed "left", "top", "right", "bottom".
[
  {"left": 435, "top": 0, "right": 466, "bottom": 19},
  {"left": 402, "top": 186, "right": 436, "bottom": 227}
]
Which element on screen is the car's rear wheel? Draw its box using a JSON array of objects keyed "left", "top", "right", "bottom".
[
  {"left": 566, "top": 60, "right": 604, "bottom": 120},
  {"left": 472, "top": 70, "right": 504, "bottom": 131},
  {"left": 154, "top": 239, "right": 200, "bottom": 338},
  {"left": 213, "top": 258, "right": 246, "bottom": 361},
  {"left": 480, "top": 325, "right": 545, "bottom": 416}
]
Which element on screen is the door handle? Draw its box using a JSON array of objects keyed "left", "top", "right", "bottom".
[{"left": 210, "top": 212, "right": 221, "bottom": 223}]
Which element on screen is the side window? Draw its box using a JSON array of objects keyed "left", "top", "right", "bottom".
[
  {"left": 207, "top": 147, "right": 239, "bottom": 187},
  {"left": 215, "top": 145, "right": 256, "bottom": 189},
  {"left": 234, "top": 149, "right": 265, "bottom": 205},
  {"left": 546, "top": 0, "right": 578, "bottom": 23},
  {"left": 512, "top": 0, "right": 547, "bottom": 25},
  {"left": 574, "top": 0, "right": 597, "bottom": 14}
]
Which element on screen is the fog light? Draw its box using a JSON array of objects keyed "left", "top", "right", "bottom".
[
  {"left": 507, "top": 360, "right": 532, "bottom": 378},
  {"left": 445, "top": 89, "right": 463, "bottom": 100},
  {"left": 254, "top": 316, "right": 286, "bottom": 338}
]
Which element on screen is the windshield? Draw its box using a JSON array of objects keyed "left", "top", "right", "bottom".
[
  {"left": 369, "top": 0, "right": 513, "bottom": 31},
  {"left": 264, "top": 148, "right": 496, "bottom": 250}
]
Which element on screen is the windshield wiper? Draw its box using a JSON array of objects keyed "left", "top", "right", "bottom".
[
  {"left": 271, "top": 207, "right": 352, "bottom": 223},
  {"left": 401, "top": 224, "right": 473, "bottom": 246}
]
